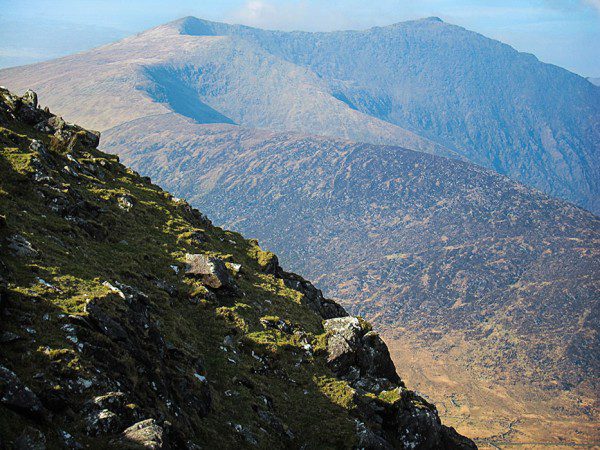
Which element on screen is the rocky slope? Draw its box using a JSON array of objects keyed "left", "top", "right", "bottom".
[
  {"left": 1, "top": 16, "right": 598, "bottom": 211},
  {"left": 0, "top": 89, "right": 476, "bottom": 448},
  {"left": 102, "top": 113, "right": 600, "bottom": 442}
]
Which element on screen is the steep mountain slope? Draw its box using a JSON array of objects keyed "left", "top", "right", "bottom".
[
  {"left": 0, "top": 89, "right": 476, "bottom": 448},
  {"left": 104, "top": 112, "right": 600, "bottom": 390},
  {"left": 1, "top": 17, "right": 598, "bottom": 211},
  {"left": 103, "top": 112, "right": 600, "bottom": 444}
]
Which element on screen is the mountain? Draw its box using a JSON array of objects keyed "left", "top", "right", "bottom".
[
  {"left": 0, "top": 20, "right": 453, "bottom": 159},
  {"left": 0, "top": 17, "right": 598, "bottom": 444},
  {"left": 1, "top": 16, "right": 598, "bottom": 212},
  {"left": 0, "top": 88, "right": 477, "bottom": 448},
  {"left": 589, "top": 77, "right": 600, "bottom": 87},
  {"left": 102, "top": 112, "right": 600, "bottom": 444}
]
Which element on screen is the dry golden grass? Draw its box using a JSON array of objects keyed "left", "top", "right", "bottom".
[{"left": 383, "top": 332, "right": 600, "bottom": 449}]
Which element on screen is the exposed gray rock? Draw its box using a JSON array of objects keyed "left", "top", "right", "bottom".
[
  {"left": 184, "top": 254, "right": 236, "bottom": 290},
  {"left": 121, "top": 419, "right": 165, "bottom": 449},
  {"left": 355, "top": 420, "right": 393, "bottom": 450},
  {"left": 83, "top": 391, "right": 143, "bottom": 438},
  {"left": 118, "top": 195, "right": 134, "bottom": 211},
  {"left": 47, "top": 115, "right": 66, "bottom": 132},
  {"left": 81, "top": 129, "right": 101, "bottom": 148},
  {"left": 7, "top": 234, "right": 39, "bottom": 258},
  {"left": 59, "top": 430, "right": 83, "bottom": 449},
  {"left": 86, "top": 409, "right": 121, "bottom": 436},
  {"left": 93, "top": 391, "right": 127, "bottom": 410},
  {"left": 85, "top": 298, "right": 129, "bottom": 342},
  {"left": 0, "top": 331, "right": 21, "bottom": 343},
  {"left": 0, "top": 365, "right": 44, "bottom": 419},
  {"left": 323, "top": 317, "right": 401, "bottom": 386},
  {"left": 259, "top": 316, "right": 294, "bottom": 334},
  {"left": 281, "top": 273, "right": 347, "bottom": 319},
  {"left": 359, "top": 331, "right": 401, "bottom": 384},
  {"left": 22, "top": 90, "right": 38, "bottom": 109},
  {"left": 324, "top": 317, "right": 362, "bottom": 343}
]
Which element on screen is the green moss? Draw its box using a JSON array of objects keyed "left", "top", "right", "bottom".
[
  {"left": 357, "top": 316, "right": 373, "bottom": 333},
  {"left": 315, "top": 376, "right": 357, "bottom": 410},
  {"left": 378, "top": 387, "right": 404, "bottom": 404}
]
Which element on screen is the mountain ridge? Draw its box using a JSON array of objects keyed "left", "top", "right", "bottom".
[
  {"left": 1, "top": 16, "right": 598, "bottom": 211},
  {"left": 162, "top": 15, "right": 600, "bottom": 213},
  {"left": 0, "top": 16, "right": 598, "bottom": 443},
  {"left": 103, "top": 111, "right": 599, "bottom": 391}
]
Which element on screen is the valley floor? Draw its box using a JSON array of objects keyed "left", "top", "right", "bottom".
[{"left": 382, "top": 332, "right": 600, "bottom": 449}]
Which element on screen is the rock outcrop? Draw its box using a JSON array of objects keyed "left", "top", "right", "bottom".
[{"left": 0, "top": 88, "right": 474, "bottom": 448}]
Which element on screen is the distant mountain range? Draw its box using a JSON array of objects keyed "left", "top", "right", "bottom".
[
  {"left": 2, "top": 16, "right": 597, "bottom": 212},
  {"left": 1, "top": 17, "right": 598, "bottom": 443}
]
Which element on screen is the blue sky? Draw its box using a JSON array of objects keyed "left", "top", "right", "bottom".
[{"left": 1, "top": 0, "right": 599, "bottom": 76}]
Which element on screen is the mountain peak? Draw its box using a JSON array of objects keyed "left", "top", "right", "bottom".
[{"left": 169, "top": 16, "right": 221, "bottom": 36}]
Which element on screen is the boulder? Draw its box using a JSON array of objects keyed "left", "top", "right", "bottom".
[
  {"left": 16, "top": 102, "right": 46, "bottom": 125},
  {"left": 85, "top": 298, "right": 129, "bottom": 342},
  {"left": 7, "top": 234, "right": 39, "bottom": 258},
  {"left": 0, "top": 365, "right": 44, "bottom": 419},
  {"left": 324, "top": 317, "right": 362, "bottom": 343},
  {"left": 86, "top": 409, "right": 121, "bottom": 436},
  {"left": 323, "top": 317, "right": 400, "bottom": 385},
  {"left": 184, "top": 254, "right": 236, "bottom": 290},
  {"left": 81, "top": 129, "right": 101, "bottom": 148},
  {"left": 22, "top": 90, "right": 38, "bottom": 109},
  {"left": 117, "top": 195, "right": 134, "bottom": 211},
  {"left": 323, "top": 317, "right": 362, "bottom": 375},
  {"left": 47, "top": 115, "right": 66, "bottom": 132},
  {"left": 359, "top": 331, "right": 401, "bottom": 384},
  {"left": 283, "top": 275, "right": 347, "bottom": 319},
  {"left": 121, "top": 419, "right": 165, "bottom": 449},
  {"left": 355, "top": 420, "right": 393, "bottom": 450}
]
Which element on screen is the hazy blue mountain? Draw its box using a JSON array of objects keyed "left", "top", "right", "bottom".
[
  {"left": 172, "top": 16, "right": 600, "bottom": 213},
  {"left": 0, "top": 21, "right": 453, "bottom": 158},
  {"left": 1, "top": 16, "right": 598, "bottom": 211}
]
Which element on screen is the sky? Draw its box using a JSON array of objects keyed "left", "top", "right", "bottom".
[{"left": 0, "top": 0, "right": 599, "bottom": 76}]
